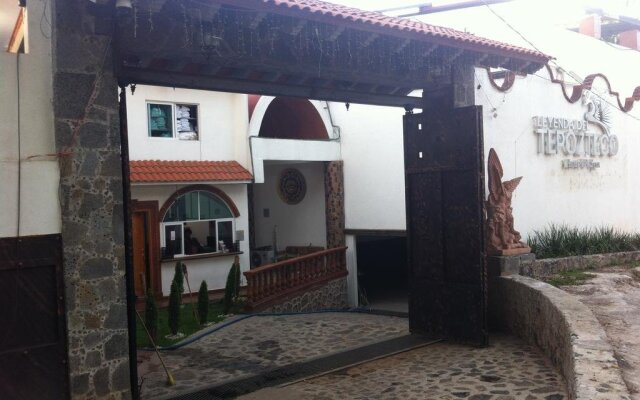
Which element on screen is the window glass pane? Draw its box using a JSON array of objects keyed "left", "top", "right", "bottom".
[
  {"left": 176, "top": 104, "right": 199, "bottom": 141},
  {"left": 163, "top": 195, "right": 185, "bottom": 222},
  {"left": 148, "top": 103, "right": 173, "bottom": 138},
  {"left": 218, "top": 221, "right": 233, "bottom": 252},
  {"left": 163, "top": 224, "right": 182, "bottom": 257},
  {"left": 184, "top": 221, "right": 212, "bottom": 254},
  {"left": 199, "top": 191, "right": 232, "bottom": 219},
  {"left": 163, "top": 192, "right": 200, "bottom": 222},
  {"left": 184, "top": 191, "right": 199, "bottom": 221}
]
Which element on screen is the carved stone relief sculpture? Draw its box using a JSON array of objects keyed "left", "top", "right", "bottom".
[{"left": 486, "top": 148, "right": 531, "bottom": 256}]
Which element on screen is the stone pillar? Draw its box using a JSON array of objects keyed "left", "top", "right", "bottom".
[
  {"left": 52, "top": 1, "right": 131, "bottom": 398},
  {"left": 325, "top": 161, "right": 345, "bottom": 248}
]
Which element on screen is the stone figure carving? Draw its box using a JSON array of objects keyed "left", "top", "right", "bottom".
[{"left": 486, "top": 148, "right": 530, "bottom": 256}]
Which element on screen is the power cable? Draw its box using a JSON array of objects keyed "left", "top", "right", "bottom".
[{"left": 481, "top": 0, "right": 640, "bottom": 123}]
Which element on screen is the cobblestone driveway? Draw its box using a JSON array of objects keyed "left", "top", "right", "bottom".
[
  {"left": 243, "top": 334, "right": 568, "bottom": 400},
  {"left": 138, "top": 312, "right": 409, "bottom": 399}
]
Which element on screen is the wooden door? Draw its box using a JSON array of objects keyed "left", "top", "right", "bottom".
[
  {"left": 403, "top": 106, "right": 487, "bottom": 345},
  {"left": 132, "top": 212, "right": 149, "bottom": 298}
]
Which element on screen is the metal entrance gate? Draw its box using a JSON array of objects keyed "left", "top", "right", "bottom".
[
  {"left": 0, "top": 235, "right": 70, "bottom": 399},
  {"left": 403, "top": 106, "right": 488, "bottom": 346}
]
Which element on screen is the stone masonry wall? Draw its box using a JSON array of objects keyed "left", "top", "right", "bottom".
[
  {"left": 520, "top": 251, "right": 640, "bottom": 280},
  {"left": 490, "top": 275, "right": 630, "bottom": 399},
  {"left": 325, "top": 161, "right": 345, "bottom": 249},
  {"left": 261, "top": 278, "right": 348, "bottom": 313},
  {"left": 52, "top": 1, "right": 131, "bottom": 398}
]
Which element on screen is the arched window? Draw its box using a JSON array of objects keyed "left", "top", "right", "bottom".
[{"left": 160, "top": 188, "right": 238, "bottom": 258}]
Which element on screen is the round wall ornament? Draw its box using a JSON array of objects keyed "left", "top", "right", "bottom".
[{"left": 278, "top": 168, "right": 306, "bottom": 205}]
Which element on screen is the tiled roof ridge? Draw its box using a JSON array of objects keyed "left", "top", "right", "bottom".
[
  {"left": 241, "top": 0, "right": 551, "bottom": 61},
  {"left": 129, "top": 160, "right": 253, "bottom": 183}
]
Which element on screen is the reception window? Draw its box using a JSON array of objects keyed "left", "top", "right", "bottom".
[{"left": 160, "top": 190, "right": 236, "bottom": 258}]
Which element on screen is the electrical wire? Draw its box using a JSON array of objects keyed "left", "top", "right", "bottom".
[
  {"left": 481, "top": 0, "right": 640, "bottom": 123},
  {"left": 16, "top": 54, "right": 22, "bottom": 237},
  {"left": 2, "top": 53, "right": 23, "bottom": 352}
]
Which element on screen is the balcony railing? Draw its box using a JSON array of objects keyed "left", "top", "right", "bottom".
[{"left": 244, "top": 247, "right": 348, "bottom": 310}]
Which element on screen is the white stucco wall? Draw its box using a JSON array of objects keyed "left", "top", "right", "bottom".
[
  {"left": 477, "top": 70, "right": 640, "bottom": 237},
  {"left": 131, "top": 183, "right": 250, "bottom": 293},
  {"left": 126, "top": 85, "right": 250, "bottom": 169},
  {"left": 252, "top": 162, "right": 327, "bottom": 249},
  {"left": 248, "top": 96, "right": 340, "bottom": 183},
  {"left": 0, "top": 1, "right": 61, "bottom": 238},
  {"left": 332, "top": 103, "right": 407, "bottom": 231}
]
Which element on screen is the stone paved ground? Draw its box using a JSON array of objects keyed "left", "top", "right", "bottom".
[
  {"left": 138, "top": 312, "right": 409, "bottom": 399},
  {"left": 240, "top": 335, "right": 568, "bottom": 400},
  {"left": 561, "top": 266, "right": 640, "bottom": 400},
  {"left": 241, "top": 334, "right": 567, "bottom": 400}
]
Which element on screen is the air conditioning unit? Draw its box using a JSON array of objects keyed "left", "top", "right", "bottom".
[{"left": 251, "top": 246, "right": 275, "bottom": 268}]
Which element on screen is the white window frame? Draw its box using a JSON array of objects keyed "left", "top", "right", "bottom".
[
  {"left": 160, "top": 219, "right": 236, "bottom": 257},
  {"left": 160, "top": 191, "right": 236, "bottom": 258},
  {"left": 146, "top": 101, "right": 200, "bottom": 140}
]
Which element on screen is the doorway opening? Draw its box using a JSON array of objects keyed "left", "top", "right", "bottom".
[{"left": 356, "top": 235, "right": 408, "bottom": 313}]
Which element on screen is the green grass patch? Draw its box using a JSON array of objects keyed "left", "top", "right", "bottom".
[
  {"left": 545, "top": 270, "right": 597, "bottom": 287},
  {"left": 528, "top": 224, "right": 640, "bottom": 259},
  {"left": 136, "top": 300, "right": 243, "bottom": 348}
]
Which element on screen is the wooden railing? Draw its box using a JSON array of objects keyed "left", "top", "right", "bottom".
[{"left": 244, "top": 246, "right": 348, "bottom": 310}]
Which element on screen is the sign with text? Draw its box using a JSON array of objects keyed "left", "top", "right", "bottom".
[{"left": 533, "top": 97, "right": 618, "bottom": 170}]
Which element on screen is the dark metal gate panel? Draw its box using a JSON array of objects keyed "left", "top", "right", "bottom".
[
  {"left": 404, "top": 106, "right": 487, "bottom": 345},
  {"left": 0, "top": 234, "right": 70, "bottom": 399}
]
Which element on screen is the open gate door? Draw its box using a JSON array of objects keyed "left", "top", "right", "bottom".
[{"left": 403, "top": 106, "right": 487, "bottom": 346}]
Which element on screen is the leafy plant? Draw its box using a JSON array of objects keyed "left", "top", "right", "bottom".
[
  {"left": 173, "top": 262, "right": 185, "bottom": 295},
  {"left": 168, "top": 281, "right": 181, "bottom": 335},
  {"left": 528, "top": 224, "right": 640, "bottom": 259},
  {"left": 223, "top": 256, "right": 241, "bottom": 314},
  {"left": 197, "top": 280, "right": 209, "bottom": 325},
  {"left": 144, "top": 291, "right": 158, "bottom": 343}
]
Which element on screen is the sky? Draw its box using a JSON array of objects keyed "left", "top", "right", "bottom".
[{"left": 328, "top": 0, "right": 640, "bottom": 26}]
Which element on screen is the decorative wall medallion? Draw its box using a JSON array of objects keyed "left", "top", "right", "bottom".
[{"left": 278, "top": 168, "right": 306, "bottom": 205}]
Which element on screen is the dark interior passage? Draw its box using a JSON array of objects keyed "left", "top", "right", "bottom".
[{"left": 356, "top": 235, "right": 408, "bottom": 313}]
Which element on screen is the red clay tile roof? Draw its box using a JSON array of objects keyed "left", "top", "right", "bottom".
[
  {"left": 130, "top": 160, "right": 253, "bottom": 183},
  {"left": 224, "top": 0, "right": 552, "bottom": 63}
]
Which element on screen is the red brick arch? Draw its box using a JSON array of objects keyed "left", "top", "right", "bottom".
[{"left": 258, "top": 97, "right": 329, "bottom": 140}]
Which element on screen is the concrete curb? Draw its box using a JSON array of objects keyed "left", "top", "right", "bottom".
[{"left": 490, "top": 275, "right": 631, "bottom": 400}]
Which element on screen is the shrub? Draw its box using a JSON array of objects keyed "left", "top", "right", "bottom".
[
  {"left": 168, "top": 281, "right": 181, "bottom": 335},
  {"left": 173, "top": 262, "right": 185, "bottom": 295},
  {"left": 223, "top": 256, "right": 241, "bottom": 314},
  {"left": 144, "top": 291, "right": 158, "bottom": 343},
  {"left": 197, "top": 280, "right": 209, "bottom": 325},
  {"left": 528, "top": 224, "right": 640, "bottom": 259}
]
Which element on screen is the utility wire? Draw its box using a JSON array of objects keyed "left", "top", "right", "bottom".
[{"left": 481, "top": 0, "right": 640, "bottom": 123}]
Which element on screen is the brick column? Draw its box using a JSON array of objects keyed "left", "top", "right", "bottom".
[
  {"left": 325, "top": 161, "right": 345, "bottom": 248},
  {"left": 52, "top": 1, "right": 131, "bottom": 398}
]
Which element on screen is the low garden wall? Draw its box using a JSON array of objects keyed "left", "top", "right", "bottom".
[
  {"left": 489, "top": 251, "right": 640, "bottom": 280},
  {"left": 520, "top": 251, "right": 640, "bottom": 279},
  {"left": 258, "top": 277, "right": 348, "bottom": 313},
  {"left": 490, "top": 274, "right": 630, "bottom": 399}
]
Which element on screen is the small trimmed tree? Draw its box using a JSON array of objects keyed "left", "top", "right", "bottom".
[
  {"left": 168, "top": 280, "right": 181, "bottom": 335},
  {"left": 197, "top": 280, "right": 209, "bottom": 325},
  {"left": 173, "top": 262, "right": 185, "bottom": 296},
  {"left": 144, "top": 291, "right": 159, "bottom": 343},
  {"left": 223, "top": 256, "right": 241, "bottom": 314}
]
